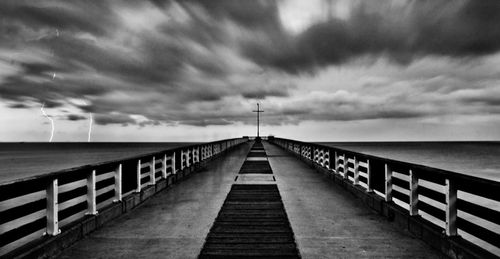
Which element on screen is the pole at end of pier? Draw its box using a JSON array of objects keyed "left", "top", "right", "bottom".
[{"left": 252, "top": 103, "right": 264, "bottom": 137}]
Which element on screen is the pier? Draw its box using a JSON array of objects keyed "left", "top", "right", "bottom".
[{"left": 1, "top": 138, "right": 499, "bottom": 258}]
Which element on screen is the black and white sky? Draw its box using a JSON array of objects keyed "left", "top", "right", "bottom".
[{"left": 1, "top": 0, "right": 500, "bottom": 141}]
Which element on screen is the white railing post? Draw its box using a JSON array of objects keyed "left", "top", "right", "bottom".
[
  {"left": 334, "top": 152, "right": 339, "bottom": 174},
  {"left": 87, "top": 170, "right": 97, "bottom": 215},
  {"left": 172, "top": 152, "right": 176, "bottom": 174},
  {"left": 445, "top": 179, "right": 458, "bottom": 236},
  {"left": 353, "top": 156, "right": 359, "bottom": 185},
  {"left": 162, "top": 154, "right": 167, "bottom": 179},
  {"left": 46, "top": 178, "right": 60, "bottom": 236},
  {"left": 409, "top": 169, "right": 418, "bottom": 216},
  {"left": 181, "top": 150, "right": 185, "bottom": 170},
  {"left": 343, "top": 154, "right": 348, "bottom": 180},
  {"left": 150, "top": 157, "right": 156, "bottom": 185},
  {"left": 384, "top": 163, "right": 392, "bottom": 202},
  {"left": 196, "top": 146, "right": 200, "bottom": 163},
  {"left": 136, "top": 160, "right": 142, "bottom": 192},
  {"left": 366, "top": 159, "right": 373, "bottom": 192},
  {"left": 114, "top": 164, "right": 122, "bottom": 202}
]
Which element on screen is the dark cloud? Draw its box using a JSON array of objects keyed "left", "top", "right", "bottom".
[
  {"left": 180, "top": 118, "right": 233, "bottom": 127},
  {"left": 241, "top": 88, "right": 289, "bottom": 99},
  {"left": 66, "top": 114, "right": 87, "bottom": 121},
  {"left": 93, "top": 113, "right": 136, "bottom": 126},
  {"left": 0, "top": 0, "right": 499, "bottom": 129},
  {"left": 243, "top": 0, "right": 500, "bottom": 74},
  {"left": 192, "top": 0, "right": 281, "bottom": 29},
  {"left": 0, "top": 1, "right": 116, "bottom": 37},
  {"left": 8, "top": 103, "right": 29, "bottom": 109}
]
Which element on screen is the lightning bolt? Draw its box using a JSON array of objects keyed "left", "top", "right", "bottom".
[
  {"left": 41, "top": 103, "right": 55, "bottom": 142},
  {"left": 83, "top": 101, "right": 93, "bottom": 142},
  {"left": 87, "top": 110, "right": 93, "bottom": 142}
]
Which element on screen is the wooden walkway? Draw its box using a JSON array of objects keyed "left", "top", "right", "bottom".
[
  {"left": 199, "top": 142, "right": 300, "bottom": 258},
  {"left": 58, "top": 141, "right": 443, "bottom": 259}
]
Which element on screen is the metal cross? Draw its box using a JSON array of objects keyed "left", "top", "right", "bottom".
[{"left": 252, "top": 103, "right": 264, "bottom": 137}]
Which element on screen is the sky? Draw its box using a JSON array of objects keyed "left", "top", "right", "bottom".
[{"left": 1, "top": 0, "right": 500, "bottom": 142}]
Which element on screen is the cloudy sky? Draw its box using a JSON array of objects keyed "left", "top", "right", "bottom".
[{"left": 1, "top": 0, "right": 500, "bottom": 142}]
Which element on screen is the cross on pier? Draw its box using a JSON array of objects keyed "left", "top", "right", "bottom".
[{"left": 252, "top": 103, "right": 264, "bottom": 137}]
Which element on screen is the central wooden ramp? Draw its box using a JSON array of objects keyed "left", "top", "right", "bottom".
[
  {"left": 200, "top": 141, "right": 300, "bottom": 258},
  {"left": 199, "top": 185, "right": 299, "bottom": 258}
]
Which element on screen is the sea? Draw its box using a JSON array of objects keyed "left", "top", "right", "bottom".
[
  {"left": 318, "top": 141, "right": 500, "bottom": 182},
  {"left": 1, "top": 141, "right": 499, "bottom": 184},
  {"left": 0, "top": 142, "right": 195, "bottom": 183}
]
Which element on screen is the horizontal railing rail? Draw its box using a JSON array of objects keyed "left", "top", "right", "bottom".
[
  {"left": 0, "top": 138, "right": 247, "bottom": 256},
  {"left": 269, "top": 137, "right": 500, "bottom": 256}
]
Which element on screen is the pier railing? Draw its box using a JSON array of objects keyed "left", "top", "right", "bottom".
[
  {"left": 269, "top": 137, "right": 500, "bottom": 256},
  {"left": 0, "top": 138, "right": 247, "bottom": 256}
]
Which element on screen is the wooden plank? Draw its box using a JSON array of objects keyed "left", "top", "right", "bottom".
[
  {"left": 419, "top": 201, "right": 446, "bottom": 221},
  {"left": 96, "top": 177, "right": 114, "bottom": 190},
  {"left": 0, "top": 209, "right": 45, "bottom": 233},
  {"left": 457, "top": 217, "right": 500, "bottom": 248},
  {"left": 59, "top": 186, "right": 86, "bottom": 203},
  {"left": 0, "top": 228, "right": 45, "bottom": 257},
  {"left": 457, "top": 178, "right": 500, "bottom": 203},
  {"left": 58, "top": 179, "right": 86, "bottom": 193},
  {"left": 353, "top": 156, "right": 359, "bottom": 185},
  {"left": 136, "top": 159, "right": 141, "bottom": 192},
  {"left": 385, "top": 163, "right": 392, "bottom": 202},
  {"left": 97, "top": 189, "right": 115, "bottom": 205},
  {"left": 59, "top": 201, "right": 87, "bottom": 221},
  {"left": 0, "top": 217, "right": 46, "bottom": 247},
  {"left": 96, "top": 171, "right": 114, "bottom": 182},
  {"left": 0, "top": 178, "right": 46, "bottom": 202},
  {"left": 457, "top": 199, "right": 500, "bottom": 226},
  {"left": 0, "top": 199, "right": 45, "bottom": 225},
  {"left": 96, "top": 185, "right": 114, "bottom": 197},
  {"left": 392, "top": 176, "right": 409, "bottom": 190},
  {"left": 87, "top": 170, "right": 97, "bottom": 215},
  {"left": 392, "top": 189, "right": 410, "bottom": 204},
  {"left": 114, "top": 164, "right": 122, "bottom": 202},
  {"left": 59, "top": 209, "right": 86, "bottom": 228},
  {"left": 445, "top": 179, "right": 458, "bottom": 236},
  {"left": 366, "top": 159, "right": 373, "bottom": 192},
  {"left": 419, "top": 186, "right": 446, "bottom": 204},
  {"left": 0, "top": 190, "right": 45, "bottom": 212},
  {"left": 59, "top": 195, "right": 86, "bottom": 211},
  {"left": 200, "top": 184, "right": 299, "bottom": 258},
  {"left": 46, "top": 179, "right": 59, "bottom": 236},
  {"left": 409, "top": 170, "right": 418, "bottom": 216},
  {"left": 150, "top": 157, "right": 156, "bottom": 185},
  {"left": 97, "top": 197, "right": 115, "bottom": 210}
]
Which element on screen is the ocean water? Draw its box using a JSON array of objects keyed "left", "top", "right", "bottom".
[
  {"left": 318, "top": 142, "right": 500, "bottom": 182},
  {"left": 0, "top": 142, "right": 195, "bottom": 183},
  {"left": 1, "top": 141, "right": 499, "bottom": 184}
]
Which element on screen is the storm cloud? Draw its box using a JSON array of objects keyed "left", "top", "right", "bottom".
[
  {"left": 243, "top": 0, "right": 500, "bottom": 74},
  {"left": 0, "top": 0, "right": 499, "bottom": 130}
]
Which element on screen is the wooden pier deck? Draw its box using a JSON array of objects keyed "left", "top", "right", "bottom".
[{"left": 56, "top": 141, "right": 443, "bottom": 258}]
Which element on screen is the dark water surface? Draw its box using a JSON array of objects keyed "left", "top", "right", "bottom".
[
  {"left": 318, "top": 142, "right": 500, "bottom": 182},
  {"left": 0, "top": 142, "right": 195, "bottom": 183},
  {"left": 1, "top": 141, "right": 499, "bottom": 183}
]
